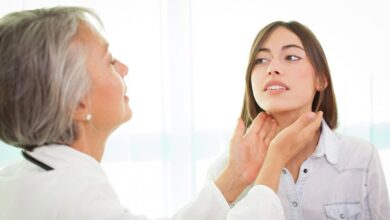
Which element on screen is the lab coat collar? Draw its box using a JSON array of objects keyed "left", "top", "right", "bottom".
[
  {"left": 27, "top": 144, "right": 100, "bottom": 170},
  {"left": 312, "top": 120, "right": 341, "bottom": 165}
]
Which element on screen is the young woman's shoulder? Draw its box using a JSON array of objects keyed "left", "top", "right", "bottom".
[{"left": 335, "top": 132, "right": 377, "bottom": 170}]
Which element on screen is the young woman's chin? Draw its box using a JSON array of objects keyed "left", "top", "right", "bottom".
[
  {"left": 260, "top": 105, "right": 295, "bottom": 115},
  {"left": 261, "top": 105, "right": 310, "bottom": 117}
]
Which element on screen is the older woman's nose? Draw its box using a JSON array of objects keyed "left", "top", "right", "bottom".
[{"left": 116, "top": 60, "right": 128, "bottom": 77}]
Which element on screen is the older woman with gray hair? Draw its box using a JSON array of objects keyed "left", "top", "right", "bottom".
[{"left": 0, "top": 6, "right": 323, "bottom": 220}]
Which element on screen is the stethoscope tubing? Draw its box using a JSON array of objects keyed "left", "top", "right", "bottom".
[{"left": 22, "top": 151, "right": 54, "bottom": 171}]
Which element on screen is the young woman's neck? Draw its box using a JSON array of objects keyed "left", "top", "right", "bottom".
[{"left": 270, "top": 109, "right": 322, "bottom": 182}]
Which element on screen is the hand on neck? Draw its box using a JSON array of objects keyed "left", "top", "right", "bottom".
[
  {"left": 268, "top": 108, "right": 322, "bottom": 182},
  {"left": 270, "top": 108, "right": 313, "bottom": 133}
]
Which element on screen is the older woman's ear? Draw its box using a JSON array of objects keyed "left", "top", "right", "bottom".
[{"left": 74, "top": 98, "right": 90, "bottom": 122}]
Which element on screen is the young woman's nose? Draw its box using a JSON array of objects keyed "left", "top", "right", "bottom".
[
  {"left": 266, "top": 60, "right": 282, "bottom": 76},
  {"left": 268, "top": 70, "right": 281, "bottom": 75}
]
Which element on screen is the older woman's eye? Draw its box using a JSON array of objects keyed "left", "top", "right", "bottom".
[
  {"left": 110, "top": 57, "right": 117, "bottom": 65},
  {"left": 286, "top": 55, "right": 301, "bottom": 61},
  {"left": 254, "top": 58, "right": 268, "bottom": 65}
]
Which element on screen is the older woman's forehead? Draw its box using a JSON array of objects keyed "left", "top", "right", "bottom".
[{"left": 74, "top": 21, "right": 108, "bottom": 51}]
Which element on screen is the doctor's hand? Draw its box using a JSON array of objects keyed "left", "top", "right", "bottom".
[
  {"left": 255, "top": 111, "right": 323, "bottom": 192},
  {"left": 215, "top": 112, "right": 277, "bottom": 203},
  {"left": 267, "top": 111, "right": 323, "bottom": 165},
  {"left": 227, "top": 112, "right": 278, "bottom": 184}
]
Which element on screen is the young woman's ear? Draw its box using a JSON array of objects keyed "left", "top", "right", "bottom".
[{"left": 316, "top": 75, "right": 328, "bottom": 91}]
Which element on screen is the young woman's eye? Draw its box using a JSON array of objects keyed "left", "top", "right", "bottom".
[
  {"left": 285, "top": 55, "right": 301, "bottom": 61},
  {"left": 254, "top": 58, "right": 268, "bottom": 65}
]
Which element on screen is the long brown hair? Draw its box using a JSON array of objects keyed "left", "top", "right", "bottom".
[{"left": 241, "top": 21, "right": 338, "bottom": 129}]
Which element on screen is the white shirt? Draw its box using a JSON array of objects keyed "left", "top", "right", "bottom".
[
  {"left": 208, "top": 121, "right": 390, "bottom": 220},
  {"left": 0, "top": 144, "right": 285, "bottom": 220}
]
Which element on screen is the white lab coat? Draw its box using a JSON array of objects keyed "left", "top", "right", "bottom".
[{"left": 0, "top": 144, "right": 285, "bottom": 220}]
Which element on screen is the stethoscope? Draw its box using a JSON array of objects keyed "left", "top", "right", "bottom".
[{"left": 22, "top": 151, "right": 54, "bottom": 171}]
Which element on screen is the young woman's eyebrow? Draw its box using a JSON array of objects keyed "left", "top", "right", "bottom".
[
  {"left": 282, "top": 44, "right": 304, "bottom": 51},
  {"left": 258, "top": 48, "right": 270, "bottom": 52},
  {"left": 257, "top": 44, "right": 304, "bottom": 53}
]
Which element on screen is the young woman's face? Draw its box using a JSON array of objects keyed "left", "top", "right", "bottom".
[{"left": 251, "top": 27, "right": 320, "bottom": 115}]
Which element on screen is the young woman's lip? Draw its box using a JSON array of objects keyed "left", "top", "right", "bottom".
[{"left": 263, "top": 80, "right": 290, "bottom": 91}]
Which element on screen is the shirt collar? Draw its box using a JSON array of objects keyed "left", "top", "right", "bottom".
[
  {"left": 312, "top": 120, "right": 341, "bottom": 165},
  {"left": 27, "top": 144, "right": 100, "bottom": 170}
]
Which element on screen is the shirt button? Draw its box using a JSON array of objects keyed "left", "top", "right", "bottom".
[
  {"left": 303, "top": 168, "right": 308, "bottom": 173},
  {"left": 282, "top": 170, "right": 287, "bottom": 174},
  {"left": 292, "top": 201, "right": 298, "bottom": 207},
  {"left": 340, "top": 213, "right": 345, "bottom": 219}
]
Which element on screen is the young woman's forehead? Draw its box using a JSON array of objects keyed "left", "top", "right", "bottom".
[{"left": 261, "top": 27, "right": 303, "bottom": 49}]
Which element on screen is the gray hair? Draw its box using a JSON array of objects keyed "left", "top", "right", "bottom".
[{"left": 0, "top": 7, "right": 102, "bottom": 150}]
